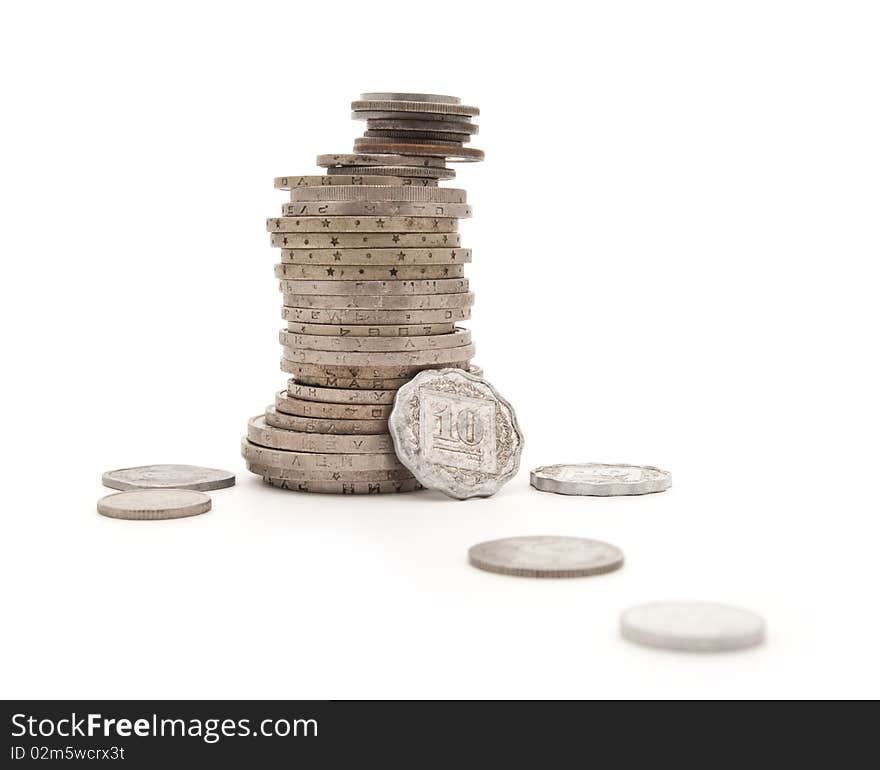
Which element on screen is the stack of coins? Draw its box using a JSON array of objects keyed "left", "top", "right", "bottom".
[{"left": 241, "top": 93, "right": 483, "bottom": 494}]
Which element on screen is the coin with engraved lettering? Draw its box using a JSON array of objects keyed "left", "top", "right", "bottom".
[
  {"left": 244, "top": 461, "right": 413, "bottom": 482},
  {"left": 530, "top": 463, "right": 672, "bottom": 496},
  {"left": 288, "top": 380, "right": 399, "bottom": 405},
  {"left": 275, "top": 175, "right": 427, "bottom": 189},
  {"left": 327, "top": 165, "right": 456, "bottom": 180},
  {"left": 264, "top": 406, "right": 388, "bottom": 435},
  {"left": 468, "top": 536, "right": 623, "bottom": 578},
  {"left": 102, "top": 464, "right": 235, "bottom": 492},
  {"left": 271, "top": 232, "right": 462, "bottom": 249},
  {"left": 267, "top": 215, "right": 459, "bottom": 233},
  {"left": 247, "top": 415, "right": 394, "bottom": 453},
  {"left": 282, "top": 360, "right": 470, "bottom": 390},
  {"left": 290, "top": 186, "right": 466, "bottom": 203},
  {"left": 261, "top": 476, "right": 422, "bottom": 494},
  {"left": 97, "top": 489, "right": 211, "bottom": 521},
  {"left": 317, "top": 153, "right": 448, "bottom": 169},
  {"left": 285, "top": 321, "right": 456, "bottom": 337},
  {"left": 620, "top": 602, "right": 766, "bottom": 652},
  {"left": 241, "top": 438, "right": 407, "bottom": 471},
  {"left": 282, "top": 342, "right": 475, "bottom": 367},
  {"left": 280, "top": 247, "right": 470, "bottom": 265},
  {"left": 388, "top": 368, "right": 523, "bottom": 499},
  {"left": 280, "top": 201, "right": 471, "bottom": 218},
  {"left": 353, "top": 139, "right": 483, "bottom": 162},
  {"left": 276, "top": 391, "right": 393, "bottom": 420},
  {"left": 282, "top": 306, "right": 471, "bottom": 325},
  {"left": 280, "top": 327, "right": 471, "bottom": 352}
]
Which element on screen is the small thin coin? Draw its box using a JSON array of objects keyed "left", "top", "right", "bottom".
[
  {"left": 261, "top": 476, "right": 422, "bottom": 494},
  {"left": 271, "top": 232, "right": 461, "bottom": 249},
  {"left": 282, "top": 360, "right": 470, "bottom": 390},
  {"left": 281, "top": 306, "right": 471, "bottom": 325},
  {"left": 97, "top": 489, "right": 211, "bottom": 521},
  {"left": 317, "top": 153, "right": 447, "bottom": 169},
  {"left": 327, "top": 165, "right": 456, "bottom": 180},
  {"left": 364, "top": 118, "right": 477, "bottom": 134},
  {"left": 102, "top": 464, "right": 235, "bottom": 492},
  {"left": 267, "top": 215, "right": 459, "bottom": 233},
  {"left": 279, "top": 278, "right": 468, "bottom": 296},
  {"left": 280, "top": 247, "right": 470, "bottom": 265},
  {"left": 275, "top": 263, "right": 464, "bottom": 280},
  {"left": 245, "top": 461, "right": 413, "bottom": 482},
  {"left": 620, "top": 602, "right": 766, "bottom": 652},
  {"left": 290, "top": 185, "right": 466, "bottom": 203},
  {"left": 359, "top": 92, "right": 461, "bottom": 104},
  {"left": 353, "top": 111, "right": 474, "bottom": 124},
  {"left": 351, "top": 100, "right": 479, "bottom": 117},
  {"left": 281, "top": 291, "right": 474, "bottom": 309},
  {"left": 280, "top": 201, "right": 471, "bottom": 218},
  {"left": 275, "top": 175, "right": 432, "bottom": 189},
  {"left": 285, "top": 321, "right": 456, "bottom": 337},
  {"left": 276, "top": 391, "right": 393, "bottom": 420},
  {"left": 468, "top": 536, "right": 624, "bottom": 578},
  {"left": 241, "top": 438, "right": 407, "bottom": 471},
  {"left": 247, "top": 414, "right": 394, "bottom": 453},
  {"left": 282, "top": 343, "right": 475, "bottom": 367},
  {"left": 353, "top": 139, "right": 484, "bottom": 162},
  {"left": 364, "top": 129, "right": 470, "bottom": 144},
  {"left": 288, "top": 380, "right": 398, "bottom": 405},
  {"left": 264, "top": 406, "right": 388, "bottom": 435},
  {"left": 530, "top": 463, "right": 672, "bottom": 496},
  {"left": 280, "top": 326, "right": 470, "bottom": 352}
]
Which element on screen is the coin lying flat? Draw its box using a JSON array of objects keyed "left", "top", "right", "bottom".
[
  {"left": 389, "top": 368, "right": 523, "bottom": 499},
  {"left": 351, "top": 100, "right": 479, "bottom": 117},
  {"left": 364, "top": 118, "right": 478, "bottom": 135},
  {"left": 285, "top": 321, "right": 456, "bottom": 337},
  {"left": 102, "top": 464, "right": 235, "bottom": 492},
  {"left": 276, "top": 391, "right": 393, "bottom": 420},
  {"left": 280, "top": 327, "right": 471, "bottom": 352},
  {"left": 353, "top": 111, "right": 474, "bottom": 124},
  {"left": 278, "top": 278, "right": 469, "bottom": 296},
  {"left": 280, "top": 201, "right": 471, "bottom": 218},
  {"left": 291, "top": 185, "right": 466, "bottom": 203},
  {"left": 353, "top": 139, "right": 484, "bottom": 162},
  {"left": 241, "top": 438, "right": 407, "bottom": 471},
  {"left": 282, "top": 361, "right": 470, "bottom": 390},
  {"left": 97, "top": 489, "right": 211, "bottom": 521},
  {"left": 245, "top": 461, "right": 413, "bottom": 482},
  {"left": 282, "top": 306, "right": 471, "bottom": 325},
  {"left": 262, "top": 476, "right": 422, "bottom": 494},
  {"left": 468, "top": 536, "right": 624, "bottom": 578},
  {"left": 280, "top": 247, "right": 470, "bottom": 265},
  {"left": 271, "top": 232, "right": 462, "bottom": 249},
  {"left": 360, "top": 92, "right": 461, "bottom": 104},
  {"left": 268, "top": 215, "right": 459, "bottom": 233},
  {"left": 247, "top": 414, "right": 394, "bottom": 453},
  {"left": 317, "top": 153, "right": 448, "bottom": 169},
  {"left": 281, "top": 291, "right": 474, "bottom": 309},
  {"left": 288, "top": 380, "right": 398, "bottom": 405},
  {"left": 264, "top": 405, "right": 388, "bottom": 435},
  {"left": 276, "top": 263, "right": 464, "bottom": 280},
  {"left": 530, "top": 463, "right": 672, "bottom": 496},
  {"left": 327, "top": 165, "right": 456, "bottom": 180},
  {"left": 275, "top": 175, "right": 433, "bottom": 189},
  {"left": 364, "top": 129, "right": 470, "bottom": 144},
  {"left": 620, "top": 602, "right": 766, "bottom": 652},
  {"left": 282, "top": 342, "right": 475, "bottom": 367}
]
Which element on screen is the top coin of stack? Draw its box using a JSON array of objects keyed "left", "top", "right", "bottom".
[{"left": 241, "top": 93, "right": 484, "bottom": 494}]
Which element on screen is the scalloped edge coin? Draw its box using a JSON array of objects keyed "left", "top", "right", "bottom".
[
  {"left": 102, "top": 464, "right": 235, "bottom": 492},
  {"left": 620, "top": 602, "right": 766, "bottom": 652},
  {"left": 97, "top": 489, "right": 211, "bottom": 520},
  {"left": 389, "top": 368, "right": 523, "bottom": 499},
  {"left": 530, "top": 463, "right": 671, "bottom": 496}
]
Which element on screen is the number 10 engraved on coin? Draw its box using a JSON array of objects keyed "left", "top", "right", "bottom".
[{"left": 421, "top": 387, "right": 497, "bottom": 473}]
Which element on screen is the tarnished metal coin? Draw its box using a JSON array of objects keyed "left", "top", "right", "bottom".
[
  {"left": 280, "top": 326, "right": 471, "bottom": 352},
  {"left": 274, "top": 174, "right": 425, "bottom": 189},
  {"left": 272, "top": 232, "right": 462, "bottom": 249},
  {"left": 268, "top": 215, "right": 459, "bottom": 233},
  {"left": 284, "top": 321, "right": 456, "bottom": 337},
  {"left": 317, "top": 153, "right": 448, "bottom": 169},
  {"left": 620, "top": 602, "right": 766, "bottom": 652},
  {"left": 280, "top": 201, "right": 471, "bottom": 218},
  {"left": 276, "top": 390, "right": 393, "bottom": 419},
  {"left": 468, "top": 536, "right": 624, "bottom": 578},
  {"left": 276, "top": 263, "right": 464, "bottom": 280},
  {"left": 261, "top": 476, "right": 422, "bottom": 494},
  {"left": 290, "top": 185, "right": 466, "bottom": 203},
  {"left": 353, "top": 138, "right": 484, "bottom": 162},
  {"left": 102, "top": 464, "right": 235, "bottom": 492},
  {"left": 264, "top": 406, "right": 388, "bottom": 435},
  {"left": 280, "top": 247, "right": 470, "bottom": 265},
  {"left": 241, "top": 438, "right": 407, "bottom": 471},
  {"left": 351, "top": 100, "right": 479, "bottom": 117},
  {"left": 288, "top": 380, "right": 398, "bottom": 405},
  {"left": 278, "top": 277, "right": 469, "bottom": 296},
  {"left": 530, "top": 463, "right": 672, "bottom": 496},
  {"left": 364, "top": 118, "right": 478, "bottom": 135},
  {"left": 326, "top": 165, "right": 456, "bottom": 180},
  {"left": 359, "top": 92, "right": 461, "bottom": 104},
  {"left": 97, "top": 489, "right": 211, "bottom": 521},
  {"left": 281, "top": 306, "right": 471, "bottom": 325},
  {"left": 247, "top": 414, "right": 393, "bottom": 453},
  {"left": 389, "top": 368, "right": 523, "bottom": 499}
]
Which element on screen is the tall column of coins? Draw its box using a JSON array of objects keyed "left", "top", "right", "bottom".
[{"left": 241, "top": 93, "right": 483, "bottom": 494}]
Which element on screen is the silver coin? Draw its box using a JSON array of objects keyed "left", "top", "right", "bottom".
[
  {"left": 468, "top": 536, "right": 624, "bottom": 578},
  {"left": 285, "top": 321, "right": 456, "bottom": 337},
  {"left": 247, "top": 414, "right": 394, "bottom": 453},
  {"left": 279, "top": 278, "right": 468, "bottom": 296},
  {"left": 317, "top": 153, "right": 447, "bottom": 169},
  {"left": 280, "top": 201, "right": 471, "bottom": 218},
  {"left": 280, "top": 247, "right": 470, "bottom": 265},
  {"left": 530, "top": 463, "right": 672, "bottom": 496},
  {"left": 290, "top": 185, "right": 466, "bottom": 203},
  {"left": 264, "top": 405, "right": 388, "bottom": 435},
  {"left": 271, "top": 232, "right": 461, "bottom": 249},
  {"left": 274, "top": 174, "right": 428, "bottom": 189},
  {"left": 261, "top": 476, "right": 422, "bottom": 494},
  {"left": 359, "top": 92, "right": 461, "bottom": 104},
  {"left": 281, "top": 306, "right": 471, "bottom": 325},
  {"left": 327, "top": 165, "right": 456, "bottom": 180},
  {"left": 244, "top": 460, "right": 413, "bottom": 482},
  {"left": 620, "top": 602, "right": 766, "bottom": 652},
  {"left": 268, "top": 215, "right": 459, "bottom": 233},
  {"left": 353, "top": 139, "right": 484, "bottom": 163},
  {"left": 282, "top": 360, "right": 471, "bottom": 390},
  {"left": 241, "top": 438, "right": 406, "bottom": 471},
  {"left": 351, "top": 100, "right": 479, "bottom": 117},
  {"left": 97, "top": 489, "right": 211, "bottom": 521},
  {"left": 275, "top": 263, "right": 464, "bottom": 280},
  {"left": 364, "top": 129, "right": 471, "bottom": 144},
  {"left": 352, "top": 111, "right": 474, "bottom": 124},
  {"left": 102, "top": 464, "right": 235, "bottom": 492},
  {"left": 280, "top": 326, "right": 470, "bottom": 352},
  {"left": 281, "top": 291, "right": 474, "bottom": 310},
  {"left": 389, "top": 368, "right": 523, "bottom": 499},
  {"left": 276, "top": 390, "right": 393, "bottom": 420},
  {"left": 282, "top": 342, "right": 475, "bottom": 367},
  {"left": 364, "top": 118, "right": 478, "bottom": 135},
  {"left": 288, "top": 380, "right": 398, "bottom": 405}
]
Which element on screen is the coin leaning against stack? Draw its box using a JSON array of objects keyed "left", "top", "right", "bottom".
[{"left": 240, "top": 92, "right": 484, "bottom": 493}]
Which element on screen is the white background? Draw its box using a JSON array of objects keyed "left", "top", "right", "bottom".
[{"left": 1, "top": 1, "right": 878, "bottom": 699}]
